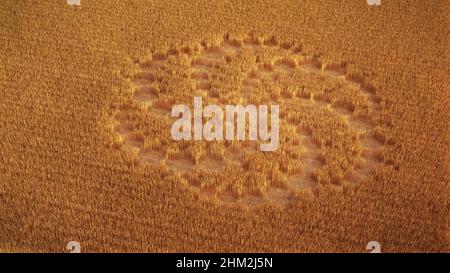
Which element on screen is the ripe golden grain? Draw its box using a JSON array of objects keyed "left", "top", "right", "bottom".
[{"left": 0, "top": 0, "right": 448, "bottom": 252}]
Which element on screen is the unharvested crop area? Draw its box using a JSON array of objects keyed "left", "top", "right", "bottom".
[{"left": 0, "top": 0, "right": 449, "bottom": 252}]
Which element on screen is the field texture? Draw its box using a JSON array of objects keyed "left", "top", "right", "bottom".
[{"left": 0, "top": 0, "right": 449, "bottom": 252}]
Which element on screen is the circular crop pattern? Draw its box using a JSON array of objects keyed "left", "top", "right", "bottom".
[{"left": 113, "top": 34, "right": 389, "bottom": 205}]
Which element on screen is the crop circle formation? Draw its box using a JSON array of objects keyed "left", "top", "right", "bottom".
[{"left": 113, "top": 34, "right": 388, "bottom": 205}]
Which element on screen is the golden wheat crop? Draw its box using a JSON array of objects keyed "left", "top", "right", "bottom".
[{"left": 0, "top": 0, "right": 448, "bottom": 252}]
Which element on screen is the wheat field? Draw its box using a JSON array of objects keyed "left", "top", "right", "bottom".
[{"left": 0, "top": 0, "right": 448, "bottom": 252}]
